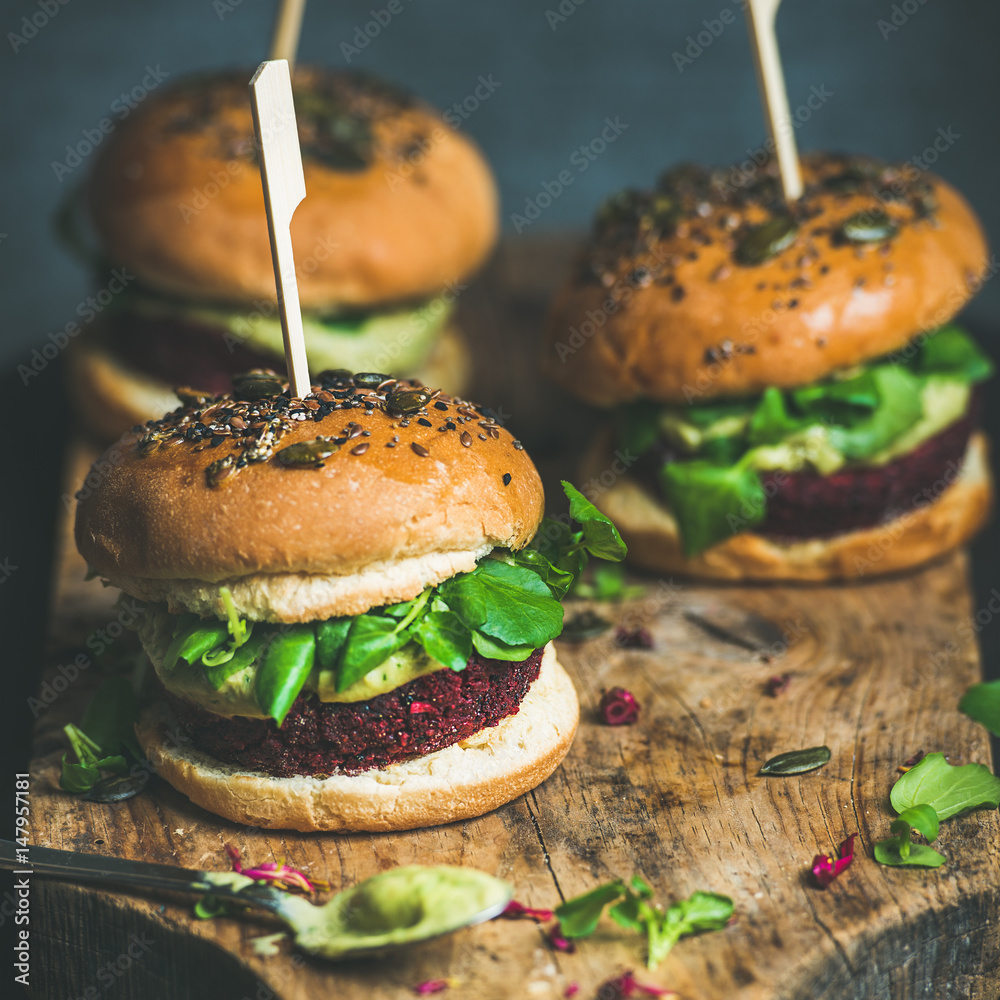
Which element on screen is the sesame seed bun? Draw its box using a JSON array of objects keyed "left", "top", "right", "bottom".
[
  {"left": 135, "top": 643, "right": 578, "bottom": 832},
  {"left": 74, "top": 375, "right": 543, "bottom": 618},
  {"left": 580, "top": 430, "right": 993, "bottom": 581},
  {"left": 88, "top": 68, "right": 498, "bottom": 311},
  {"left": 544, "top": 153, "right": 989, "bottom": 406}
]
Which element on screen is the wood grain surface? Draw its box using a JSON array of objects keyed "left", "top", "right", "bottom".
[{"left": 29, "top": 238, "right": 1000, "bottom": 1000}]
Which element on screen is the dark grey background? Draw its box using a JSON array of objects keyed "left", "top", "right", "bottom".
[{"left": 1, "top": 0, "right": 999, "bottom": 368}]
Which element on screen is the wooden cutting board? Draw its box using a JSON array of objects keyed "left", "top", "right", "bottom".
[{"left": 30, "top": 239, "right": 1000, "bottom": 1000}]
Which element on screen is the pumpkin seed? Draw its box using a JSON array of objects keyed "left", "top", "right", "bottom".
[
  {"left": 759, "top": 745, "right": 832, "bottom": 776},
  {"left": 839, "top": 210, "right": 898, "bottom": 243},
  {"left": 83, "top": 772, "right": 147, "bottom": 802},
  {"left": 233, "top": 373, "right": 283, "bottom": 401},
  {"left": 387, "top": 388, "right": 432, "bottom": 414},
  {"left": 353, "top": 372, "right": 391, "bottom": 388},
  {"left": 275, "top": 438, "right": 340, "bottom": 467},
  {"left": 734, "top": 216, "right": 799, "bottom": 266},
  {"left": 205, "top": 455, "right": 236, "bottom": 487}
]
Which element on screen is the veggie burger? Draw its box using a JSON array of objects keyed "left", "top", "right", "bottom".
[
  {"left": 75, "top": 371, "right": 623, "bottom": 831},
  {"left": 67, "top": 68, "right": 497, "bottom": 439},
  {"left": 544, "top": 152, "right": 993, "bottom": 580}
]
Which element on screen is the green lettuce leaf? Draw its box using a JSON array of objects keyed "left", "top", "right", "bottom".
[
  {"left": 660, "top": 458, "right": 765, "bottom": 556},
  {"left": 890, "top": 753, "right": 1000, "bottom": 821},
  {"left": 914, "top": 325, "right": 994, "bottom": 382}
]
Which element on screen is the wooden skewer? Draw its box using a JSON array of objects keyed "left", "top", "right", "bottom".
[
  {"left": 249, "top": 59, "right": 311, "bottom": 399},
  {"left": 744, "top": 0, "right": 803, "bottom": 202},
  {"left": 269, "top": 0, "right": 307, "bottom": 71}
]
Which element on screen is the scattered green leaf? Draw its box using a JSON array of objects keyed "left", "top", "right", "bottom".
[{"left": 890, "top": 753, "right": 1000, "bottom": 821}]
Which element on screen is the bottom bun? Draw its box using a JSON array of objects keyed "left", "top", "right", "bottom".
[
  {"left": 136, "top": 643, "right": 578, "bottom": 832},
  {"left": 66, "top": 322, "right": 471, "bottom": 443},
  {"left": 581, "top": 431, "right": 993, "bottom": 582}
]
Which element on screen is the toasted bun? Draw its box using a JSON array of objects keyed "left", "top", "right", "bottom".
[
  {"left": 65, "top": 322, "right": 471, "bottom": 443},
  {"left": 135, "top": 644, "right": 578, "bottom": 832},
  {"left": 580, "top": 431, "right": 992, "bottom": 581},
  {"left": 75, "top": 374, "right": 543, "bottom": 615},
  {"left": 545, "top": 153, "right": 989, "bottom": 406},
  {"left": 89, "top": 69, "right": 498, "bottom": 311}
]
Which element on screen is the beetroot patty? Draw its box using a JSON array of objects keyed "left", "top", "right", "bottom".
[
  {"left": 758, "top": 391, "right": 979, "bottom": 539},
  {"left": 162, "top": 648, "right": 544, "bottom": 777}
]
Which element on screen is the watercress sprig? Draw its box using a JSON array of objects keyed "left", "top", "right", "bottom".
[{"left": 554, "top": 876, "right": 733, "bottom": 969}]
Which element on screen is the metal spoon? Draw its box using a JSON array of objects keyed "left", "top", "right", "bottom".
[{"left": 0, "top": 840, "right": 512, "bottom": 959}]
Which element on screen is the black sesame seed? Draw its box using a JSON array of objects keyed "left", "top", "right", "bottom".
[
  {"left": 417, "top": 418, "right": 432, "bottom": 428},
  {"left": 503, "top": 473, "right": 512, "bottom": 486},
  {"left": 446, "top": 421, "right": 456, "bottom": 430},
  {"left": 433, "top": 401, "right": 448, "bottom": 411}
]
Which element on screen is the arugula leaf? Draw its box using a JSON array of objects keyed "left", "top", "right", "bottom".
[
  {"left": 554, "top": 880, "right": 626, "bottom": 938},
  {"left": 660, "top": 458, "right": 765, "bottom": 556},
  {"left": 413, "top": 610, "right": 472, "bottom": 671},
  {"left": 315, "top": 618, "right": 352, "bottom": 670},
  {"left": 914, "top": 325, "right": 994, "bottom": 382},
  {"left": 253, "top": 626, "right": 315, "bottom": 725},
  {"left": 562, "top": 481, "right": 628, "bottom": 561},
  {"left": 890, "top": 753, "right": 1000, "bottom": 821},
  {"left": 793, "top": 369, "right": 880, "bottom": 416},
  {"left": 959, "top": 680, "right": 1000, "bottom": 736}
]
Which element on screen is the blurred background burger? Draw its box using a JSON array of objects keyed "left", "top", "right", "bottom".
[
  {"left": 544, "top": 152, "right": 993, "bottom": 580},
  {"left": 62, "top": 66, "right": 497, "bottom": 439}
]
